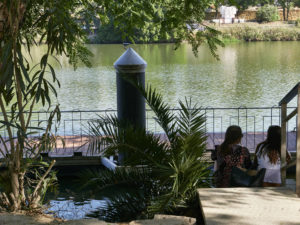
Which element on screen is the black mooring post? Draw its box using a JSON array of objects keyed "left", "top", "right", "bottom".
[{"left": 114, "top": 47, "right": 147, "bottom": 164}]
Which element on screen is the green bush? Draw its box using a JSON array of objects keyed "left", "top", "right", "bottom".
[
  {"left": 256, "top": 5, "right": 280, "bottom": 23},
  {"left": 91, "top": 17, "right": 174, "bottom": 44},
  {"left": 296, "top": 18, "right": 300, "bottom": 27},
  {"left": 84, "top": 85, "right": 210, "bottom": 222},
  {"left": 220, "top": 26, "right": 300, "bottom": 41}
]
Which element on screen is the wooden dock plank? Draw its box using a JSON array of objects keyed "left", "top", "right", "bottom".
[
  {"left": 198, "top": 187, "right": 300, "bottom": 225},
  {"left": 0, "top": 132, "right": 297, "bottom": 159}
]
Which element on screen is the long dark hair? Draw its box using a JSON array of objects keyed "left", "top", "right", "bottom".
[
  {"left": 257, "top": 125, "right": 281, "bottom": 164},
  {"left": 220, "top": 125, "right": 243, "bottom": 156}
]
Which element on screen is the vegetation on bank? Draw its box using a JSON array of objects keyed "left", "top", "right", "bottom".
[
  {"left": 90, "top": 23, "right": 300, "bottom": 44},
  {"left": 256, "top": 4, "right": 280, "bottom": 22},
  {"left": 92, "top": 24, "right": 300, "bottom": 44},
  {"left": 220, "top": 26, "right": 300, "bottom": 42},
  {"left": 90, "top": 15, "right": 175, "bottom": 44}
]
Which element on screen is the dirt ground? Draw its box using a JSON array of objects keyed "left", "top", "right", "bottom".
[
  {"left": 0, "top": 212, "right": 196, "bottom": 225},
  {"left": 0, "top": 212, "right": 123, "bottom": 225}
]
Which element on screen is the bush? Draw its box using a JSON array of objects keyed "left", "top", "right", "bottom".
[
  {"left": 256, "top": 5, "right": 280, "bottom": 23},
  {"left": 91, "top": 17, "right": 174, "bottom": 44},
  {"left": 220, "top": 26, "right": 300, "bottom": 41},
  {"left": 296, "top": 18, "right": 300, "bottom": 27}
]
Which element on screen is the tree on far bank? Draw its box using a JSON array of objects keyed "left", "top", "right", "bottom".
[
  {"left": 92, "top": 0, "right": 224, "bottom": 56},
  {"left": 278, "top": 0, "right": 294, "bottom": 20},
  {"left": 294, "top": 0, "right": 300, "bottom": 7}
]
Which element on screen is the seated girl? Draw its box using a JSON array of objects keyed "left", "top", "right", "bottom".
[
  {"left": 216, "top": 125, "right": 252, "bottom": 187},
  {"left": 254, "top": 125, "right": 291, "bottom": 187}
]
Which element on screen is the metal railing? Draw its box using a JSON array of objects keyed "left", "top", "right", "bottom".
[{"left": 0, "top": 106, "right": 298, "bottom": 154}]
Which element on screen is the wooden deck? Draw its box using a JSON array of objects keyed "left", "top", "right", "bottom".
[
  {"left": 0, "top": 132, "right": 297, "bottom": 167},
  {"left": 0, "top": 132, "right": 297, "bottom": 155},
  {"left": 198, "top": 187, "right": 300, "bottom": 225}
]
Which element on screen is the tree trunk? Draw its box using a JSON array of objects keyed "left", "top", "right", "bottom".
[
  {"left": 215, "top": 7, "right": 218, "bottom": 19},
  {"left": 19, "top": 172, "right": 26, "bottom": 206},
  {"left": 9, "top": 166, "right": 21, "bottom": 211}
]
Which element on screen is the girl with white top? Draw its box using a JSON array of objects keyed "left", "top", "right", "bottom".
[{"left": 254, "top": 125, "right": 290, "bottom": 187}]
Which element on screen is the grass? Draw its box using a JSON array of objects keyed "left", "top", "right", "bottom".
[
  {"left": 221, "top": 37, "right": 241, "bottom": 43},
  {"left": 218, "top": 25, "right": 300, "bottom": 42}
]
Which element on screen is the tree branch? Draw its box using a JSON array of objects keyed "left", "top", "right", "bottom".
[
  {"left": 30, "top": 160, "right": 56, "bottom": 204},
  {"left": 25, "top": 95, "right": 36, "bottom": 131},
  {"left": 0, "top": 135, "right": 9, "bottom": 156},
  {"left": 0, "top": 192, "right": 11, "bottom": 208},
  {"left": 0, "top": 94, "right": 15, "bottom": 155}
]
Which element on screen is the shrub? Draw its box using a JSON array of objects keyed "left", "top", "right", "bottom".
[
  {"left": 296, "top": 18, "right": 300, "bottom": 27},
  {"left": 242, "top": 26, "right": 264, "bottom": 41},
  {"left": 220, "top": 26, "right": 300, "bottom": 41},
  {"left": 256, "top": 5, "right": 280, "bottom": 23},
  {"left": 84, "top": 85, "right": 210, "bottom": 222}
]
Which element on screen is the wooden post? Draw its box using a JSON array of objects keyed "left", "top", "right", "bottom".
[
  {"left": 296, "top": 86, "right": 300, "bottom": 197},
  {"left": 281, "top": 103, "right": 287, "bottom": 186},
  {"left": 114, "top": 47, "right": 147, "bottom": 165},
  {"left": 0, "top": 6, "right": 3, "bottom": 40}
]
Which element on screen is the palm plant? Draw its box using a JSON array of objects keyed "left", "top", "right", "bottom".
[{"left": 84, "top": 84, "right": 210, "bottom": 222}]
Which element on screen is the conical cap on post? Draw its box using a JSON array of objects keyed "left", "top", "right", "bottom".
[{"left": 114, "top": 47, "right": 147, "bottom": 73}]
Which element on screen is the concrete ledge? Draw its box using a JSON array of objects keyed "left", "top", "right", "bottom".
[
  {"left": 198, "top": 187, "right": 300, "bottom": 225},
  {"left": 129, "top": 214, "right": 196, "bottom": 225}
]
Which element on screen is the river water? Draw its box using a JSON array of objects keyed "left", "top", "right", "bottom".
[{"left": 30, "top": 42, "right": 300, "bottom": 111}]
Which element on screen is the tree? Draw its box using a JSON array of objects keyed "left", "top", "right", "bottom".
[
  {"left": 0, "top": 0, "right": 91, "bottom": 211},
  {"left": 278, "top": 0, "right": 294, "bottom": 21},
  {"left": 294, "top": 0, "right": 300, "bottom": 7},
  {"left": 85, "top": 85, "right": 210, "bottom": 222},
  {"left": 0, "top": 0, "right": 223, "bottom": 212},
  {"left": 93, "top": 0, "right": 224, "bottom": 57},
  {"left": 92, "top": 14, "right": 174, "bottom": 44},
  {"left": 256, "top": 4, "right": 280, "bottom": 22},
  {"left": 234, "top": 0, "right": 255, "bottom": 12}
]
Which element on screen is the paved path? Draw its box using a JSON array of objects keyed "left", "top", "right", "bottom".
[{"left": 198, "top": 187, "right": 300, "bottom": 225}]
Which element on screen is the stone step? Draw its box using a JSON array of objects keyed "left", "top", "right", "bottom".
[{"left": 129, "top": 214, "right": 196, "bottom": 225}]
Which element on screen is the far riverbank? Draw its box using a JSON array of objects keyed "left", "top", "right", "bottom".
[
  {"left": 88, "top": 21, "right": 300, "bottom": 44},
  {"left": 216, "top": 22, "right": 300, "bottom": 42}
]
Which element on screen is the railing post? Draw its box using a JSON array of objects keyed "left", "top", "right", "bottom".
[
  {"left": 281, "top": 103, "right": 287, "bottom": 186},
  {"left": 296, "top": 85, "right": 300, "bottom": 197}
]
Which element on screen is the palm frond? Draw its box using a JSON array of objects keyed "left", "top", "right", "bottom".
[
  {"left": 124, "top": 79, "right": 179, "bottom": 146},
  {"left": 148, "top": 192, "right": 176, "bottom": 214},
  {"left": 77, "top": 167, "right": 153, "bottom": 191},
  {"left": 177, "top": 98, "right": 207, "bottom": 157},
  {"left": 88, "top": 114, "right": 171, "bottom": 167},
  {"left": 87, "top": 114, "right": 121, "bottom": 154}
]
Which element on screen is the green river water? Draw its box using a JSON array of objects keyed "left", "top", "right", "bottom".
[{"left": 30, "top": 42, "right": 300, "bottom": 111}]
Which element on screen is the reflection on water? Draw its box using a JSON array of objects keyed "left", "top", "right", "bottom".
[
  {"left": 46, "top": 198, "right": 106, "bottom": 220},
  {"left": 43, "top": 171, "right": 109, "bottom": 220},
  {"left": 28, "top": 42, "right": 300, "bottom": 111}
]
